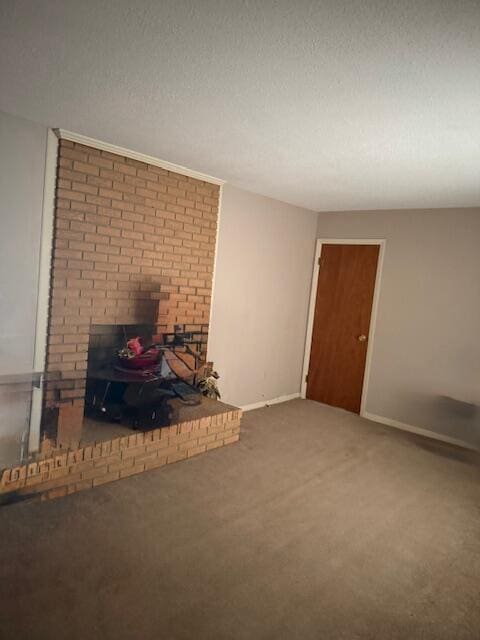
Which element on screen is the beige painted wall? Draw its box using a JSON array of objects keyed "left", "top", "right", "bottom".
[
  {"left": 208, "top": 184, "right": 317, "bottom": 407},
  {"left": 316, "top": 208, "right": 480, "bottom": 448}
]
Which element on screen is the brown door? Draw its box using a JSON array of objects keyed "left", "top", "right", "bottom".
[{"left": 306, "top": 244, "right": 380, "bottom": 413}]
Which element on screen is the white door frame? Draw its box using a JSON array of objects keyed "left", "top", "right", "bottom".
[
  {"left": 300, "top": 238, "right": 386, "bottom": 416},
  {"left": 28, "top": 129, "right": 58, "bottom": 452}
]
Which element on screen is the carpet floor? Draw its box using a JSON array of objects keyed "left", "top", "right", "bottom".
[{"left": 1, "top": 399, "right": 479, "bottom": 640}]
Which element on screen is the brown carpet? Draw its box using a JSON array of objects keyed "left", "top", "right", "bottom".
[{"left": 1, "top": 399, "right": 479, "bottom": 640}]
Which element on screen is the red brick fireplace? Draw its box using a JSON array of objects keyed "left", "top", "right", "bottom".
[{"left": 44, "top": 138, "right": 220, "bottom": 446}]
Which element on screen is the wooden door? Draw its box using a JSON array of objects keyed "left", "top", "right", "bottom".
[{"left": 306, "top": 244, "right": 380, "bottom": 413}]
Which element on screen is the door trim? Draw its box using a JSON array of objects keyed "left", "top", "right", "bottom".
[{"left": 301, "top": 238, "right": 386, "bottom": 416}]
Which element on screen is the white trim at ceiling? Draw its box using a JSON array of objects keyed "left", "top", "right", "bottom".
[{"left": 55, "top": 129, "right": 226, "bottom": 186}]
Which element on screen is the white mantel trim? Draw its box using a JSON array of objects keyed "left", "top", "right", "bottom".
[{"left": 55, "top": 129, "right": 226, "bottom": 186}]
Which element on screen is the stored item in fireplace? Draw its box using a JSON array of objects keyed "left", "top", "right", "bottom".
[
  {"left": 117, "top": 336, "right": 161, "bottom": 370},
  {"left": 86, "top": 331, "right": 206, "bottom": 429},
  {"left": 197, "top": 370, "right": 221, "bottom": 399}
]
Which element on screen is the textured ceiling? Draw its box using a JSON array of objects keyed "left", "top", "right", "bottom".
[{"left": 1, "top": 0, "right": 479, "bottom": 211}]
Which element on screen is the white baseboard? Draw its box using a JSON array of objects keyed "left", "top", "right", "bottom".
[
  {"left": 362, "top": 411, "right": 479, "bottom": 452},
  {"left": 241, "top": 393, "right": 300, "bottom": 412}
]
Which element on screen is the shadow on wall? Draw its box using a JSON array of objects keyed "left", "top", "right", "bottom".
[
  {"left": 399, "top": 392, "right": 480, "bottom": 449},
  {"left": 435, "top": 395, "right": 479, "bottom": 443}
]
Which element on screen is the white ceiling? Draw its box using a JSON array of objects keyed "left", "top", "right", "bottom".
[{"left": 1, "top": 1, "right": 479, "bottom": 211}]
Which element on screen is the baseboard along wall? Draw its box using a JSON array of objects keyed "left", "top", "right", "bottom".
[
  {"left": 362, "top": 411, "right": 479, "bottom": 452},
  {"left": 241, "top": 394, "right": 478, "bottom": 452},
  {"left": 241, "top": 393, "right": 301, "bottom": 412}
]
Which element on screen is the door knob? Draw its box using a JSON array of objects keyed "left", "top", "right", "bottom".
[{"left": 357, "top": 334, "right": 367, "bottom": 342}]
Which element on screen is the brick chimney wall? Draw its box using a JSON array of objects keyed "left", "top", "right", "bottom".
[{"left": 45, "top": 139, "right": 220, "bottom": 445}]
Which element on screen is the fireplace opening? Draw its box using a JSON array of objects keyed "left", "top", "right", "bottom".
[{"left": 85, "top": 323, "right": 208, "bottom": 430}]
